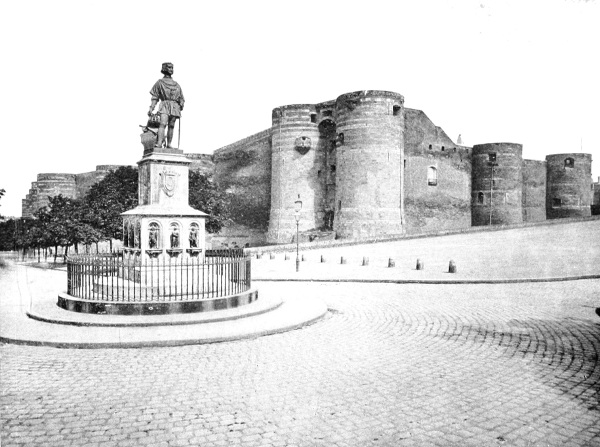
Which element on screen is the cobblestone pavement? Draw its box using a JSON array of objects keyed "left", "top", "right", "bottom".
[{"left": 2, "top": 279, "right": 599, "bottom": 447}]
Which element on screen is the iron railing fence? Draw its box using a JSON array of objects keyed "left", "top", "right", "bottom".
[{"left": 67, "top": 250, "right": 251, "bottom": 302}]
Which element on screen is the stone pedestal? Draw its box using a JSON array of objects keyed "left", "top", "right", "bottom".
[{"left": 122, "top": 147, "right": 208, "bottom": 262}]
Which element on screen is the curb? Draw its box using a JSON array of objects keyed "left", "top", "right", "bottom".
[
  {"left": 25, "top": 299, "right": 283, "bottom": 327},
  {"left": 0, "top": 310, "right": 327, "bottom": 349},
  {"left": 252, "top": 274, "right": 600, "bottom": 285}
]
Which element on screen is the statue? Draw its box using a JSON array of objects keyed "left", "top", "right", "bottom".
[
  {"left": 189, "top": 225, "right": 199, "bottom": 248},
  {"left": 170, "top": 225, "right": 180, "bottom": 248},
  {"left": 148, "top": 62, "right": 185, "bottom": 149}
]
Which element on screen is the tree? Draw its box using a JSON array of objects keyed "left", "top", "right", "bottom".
[
  {"left": 83, "top": 166, "right": 138, "bottom": 250},
  {"left": 188, "top": 171, "right": 232, "bottom": 234}
]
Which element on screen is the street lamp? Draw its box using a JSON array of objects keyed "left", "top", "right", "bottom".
[
  {"left": 294, "top": 195, "right": 302, "bottom": 272},
  {"left": 488, "top": 161, "right": 498, "bottom": 225}
]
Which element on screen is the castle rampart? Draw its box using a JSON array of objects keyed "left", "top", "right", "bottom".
[
  {"left": 404, "top": 109, "right": 471, "bottom": 234},
  {"left": 522, "top": 159, "right": 547, "bottom": 222}
]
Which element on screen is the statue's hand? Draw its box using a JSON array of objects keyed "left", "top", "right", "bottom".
[{"left": 147, "top": 110, "right": 153, "bottom": 117}]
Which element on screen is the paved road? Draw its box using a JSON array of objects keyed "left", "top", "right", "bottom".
[{"left": 2, "top": 279, "right": 599, "bottom": 447}]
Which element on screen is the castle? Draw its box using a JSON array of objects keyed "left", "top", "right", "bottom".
[
  {"left": 212, "top": 90, "right": 595, "bottom": 246},
  {"left": 22, "top": 89, "right": 597, "bottom": 246}
]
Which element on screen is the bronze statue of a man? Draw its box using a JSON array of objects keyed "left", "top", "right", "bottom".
[{"left": 148, "top": 62, "right": 185, "bottom": 148}]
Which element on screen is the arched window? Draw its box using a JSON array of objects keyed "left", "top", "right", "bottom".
[
  {"left": 169, "top": 223, "right": 180, "bottom": 248},
  {"left": 564, "top": 157, "right": 574, "bottom": 168},
  {"left": 148, "top": 222, "right": 161, "bottom": 249},
  {"left": 134, "top": 222, "right": 141, "bottom": 248},
  {"left": 427, "top": 166, "right": 438, "bottom": 186},
  {"left": 478, "top": 192, "right": 484, "bottom": 204},
  {"left": 128, "top": 223, "right": 135, "bottom": 248},
  {"left": 123, "top": 222, "right": 130, "bottom": 247},
  {"left": 189, "top": 223, "right": 200, "bottom": 248}
]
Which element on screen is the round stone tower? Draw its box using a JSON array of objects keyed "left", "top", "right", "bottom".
[
  {"left": 471, "top": 143, "right": 523, "bottom": 226},
  {"left": 333, "top": 90, "right": 405, "bottom": 239},
  {"left": 545, "top": 153, "right": 592, "bottom": 218},
  {"left": 266, "top": 104, "right": 323, "bottom": 244}
]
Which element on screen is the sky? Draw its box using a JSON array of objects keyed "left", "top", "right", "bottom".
[{"left": 1, "top": 0, "right": 599, "bottom": 218}]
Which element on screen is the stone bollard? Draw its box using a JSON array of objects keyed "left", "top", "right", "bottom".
[
  {"left": 321, "top": 255, "right": 326, "bottom": 263},
  {"left": 285, "top": 253, "right": 290, "bottom": 260},
  {"left": 362, "top": 256, "right": 369, "bottom": 266},
  {"left": 388, "top": 258, "right": 395, "bottom": 268},
  {"left": 340, "top": 256, "right": 347, "bottom": 265},
  {"left": 270, "top": 253, "right": 275, "bottom": 260},
  {"left": 448, "top": 260, "right": 457, "bottom": 273},
  {"left": 416, "top": 258, "right": 424, "bottom": 270}
]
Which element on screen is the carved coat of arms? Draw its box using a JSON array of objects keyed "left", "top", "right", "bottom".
[
  {"left": 295, "top": 136, "right": 312, "bottom": 155},
  {"left": 159, "top": 169, "right": 179, "bottom": 197}
]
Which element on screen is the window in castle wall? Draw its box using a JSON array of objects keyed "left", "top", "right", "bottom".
[
  {"left": 489, "top": 153, "right": 497, "bottom": 163},
  {"left": 564, "top": 157, "right": 574, "bottom": 168},
  {"left": 441, "top": 146, "right": 445, "bottom": 151},
  {"left": 338, "top": 200, "right": 342, "bottom": 211},
  {"left": 310, "top": 114, "right": 317, "bottom": 123},
  {"left": 317, "top": 170, "right": 322, "bottom": 178},
  {"left": 322, "top": 110, "right": 333, "bottom": 117},
  {"left": 478, "top": 192, "right": 484, "bottom": 204},
  {"left": 393, "top": 105, "right": 401, "bottom": 116},
  {"left": 330, "top": 165, "right": 336, "bottom": 174},
  {"left": 428, "top": 144, "right": 433, "bottom": 150},
  {"left": 427, "top": 167, "right": 438, "bottom": 186},
  {"left": 552, "top": 198, "right": 562, "bottom": 208}
]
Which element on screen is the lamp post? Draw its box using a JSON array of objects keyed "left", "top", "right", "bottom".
[
  {"left": 488, "top": 162, "right": 498, "bottom": 225},
  {"left": 294, "top": 196, "right": 302, "bottom": 272}
]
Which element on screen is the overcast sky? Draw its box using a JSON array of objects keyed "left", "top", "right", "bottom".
[{"left": 1, "top": 0, "right": 598, "bottom": 217}]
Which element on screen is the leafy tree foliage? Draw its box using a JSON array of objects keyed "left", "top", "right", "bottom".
[
  {"left": 82, "top": 166, "right": 138, "bottom": 248},
  {"left": 189, "top": 170, "right": 232, "bottom": 234},
  {"left": 1, "top": 167, "right": 232, "bottom": 258}
]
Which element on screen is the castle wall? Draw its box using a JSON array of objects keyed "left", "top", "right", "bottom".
[
  {"left": 21, "top": 166, "right": 128, "bottom": 218},
  {"left": 404, "top": 109, "right": 472, "bottom": 234},
  {"left": 592, "top": 178, "right": 600, "bottom": 215},
  {"left": 185, "top": 154, "right": 215, "bottom": 175},
  {"left": 546, "top": 153, "right": 592, "bottom": 218},
  {"left": 471, "top": 143, "right": 523, "bottom": 226},
  {"left": 267, "top": 104, "right": 325, "bottom": 244},
  {"left": 334, "top": 90, "right": 405, "bottom": 239},
  {"left": 522, "top": 159, "right": 547, "bottom": 222},
  {"left": 213, "top": 129, "right": 272, "bottom": 246}
]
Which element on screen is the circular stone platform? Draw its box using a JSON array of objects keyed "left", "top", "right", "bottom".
[{"left": 57, "top": 288, "right": 260, "bottom": 316}]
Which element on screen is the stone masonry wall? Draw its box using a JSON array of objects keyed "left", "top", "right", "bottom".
[
  {"left": 213, "top": 129, "right": 272, "bottom": 246},
  {"left": 522, "top": 159, "right": 547, "bottom": 222},
  {"left": 404, "top": 109, "right": 472, "bottom": 234}
]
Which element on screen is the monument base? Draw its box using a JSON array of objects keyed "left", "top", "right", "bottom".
[{"left": 57, "top": 288, "right": 259, "bottom": 315}]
